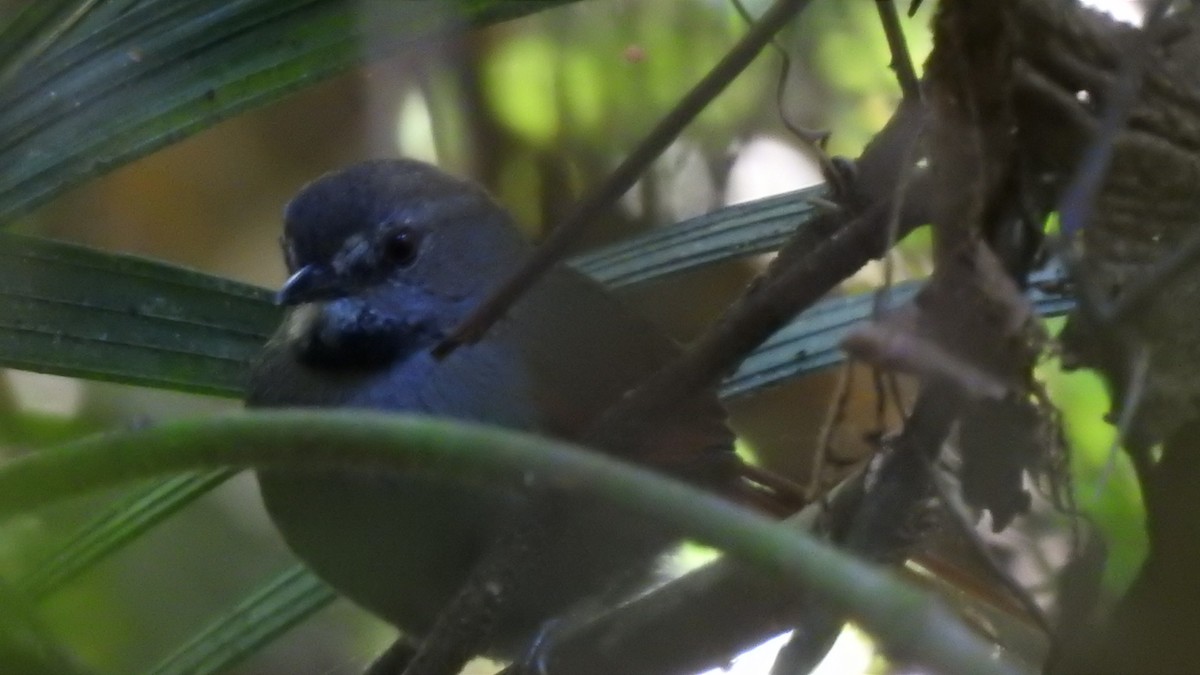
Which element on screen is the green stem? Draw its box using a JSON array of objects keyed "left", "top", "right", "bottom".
[{"left": 0, "top": 411, "right": 1024, "bottom": 675}]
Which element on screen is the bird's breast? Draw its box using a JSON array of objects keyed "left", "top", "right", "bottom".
[{"left": 250, "top": 330, "right": 541, "bottom": 634}]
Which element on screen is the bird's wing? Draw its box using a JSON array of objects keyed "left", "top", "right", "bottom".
[{"left": 513, "top": 266, "right": 736, "bottom": 480}]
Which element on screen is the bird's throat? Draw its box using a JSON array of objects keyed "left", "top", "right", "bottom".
[{"left": 284, "top": 298, "right": 441, "bottom": 369}]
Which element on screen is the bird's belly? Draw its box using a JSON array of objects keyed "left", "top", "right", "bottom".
[
  {"left": 250, "top": 333, "right": 671, "bottom": 654},
  {"left": 251, "top": 341, "right": 543, "bottom": 639},
  {"left": 258, "top": 466, "right": 522, "bottom": 636},
  {"left": 257, "top": 465, "right": 667, "bottom": 654}
]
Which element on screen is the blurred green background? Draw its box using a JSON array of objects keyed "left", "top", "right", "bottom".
[{"left": 0, "top": 1, "right": 1144, "bottom": 673}]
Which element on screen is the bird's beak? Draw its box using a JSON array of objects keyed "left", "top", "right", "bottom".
[{"left": 275, "top": 264, "right": 341, "bottom": 306}]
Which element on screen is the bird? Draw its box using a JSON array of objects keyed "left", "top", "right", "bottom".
[{"left": 246, "top": 159, "right": 755, "bottom": 665}]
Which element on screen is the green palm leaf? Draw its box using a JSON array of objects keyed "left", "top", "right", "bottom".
[{"left": 0, "top": 0, "right": 578, "bottom": 222}]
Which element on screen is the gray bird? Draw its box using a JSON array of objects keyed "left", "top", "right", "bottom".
[{"left": 248, "top": 159, "right": 747, "bottom": 663}]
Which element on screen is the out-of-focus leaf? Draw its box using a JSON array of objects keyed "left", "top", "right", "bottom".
[
  {"left": 0, "top": 410, "right": 95, "bottom": 447},
  {"left": 479, "top": 2, "right": 769, "bottom": 150},
  {"left": 0, "top": 412, "right": 1027, "bottom": 675},
  {"left": 0, "top": 2, "right": 86, "bottom": 77},
  {"left": 0, "top": 577, "right": 88, "bottom": 675},
  {"left": 16, "top": 469, "right": 233, "bottom": 600},
  {"left": 146, "top": 563, "right": 335, "bottom": 675},
  {"left": 0, "top": 0, "right": 578, "bottom": 221}
]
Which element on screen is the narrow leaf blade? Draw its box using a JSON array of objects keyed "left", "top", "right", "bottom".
[
  {"left": 0, "top": 0, "right": 578, "bottom": 220},
  {"left": 146, "top": 563, "right": 336, "bottom": 675},
  {"left": 17, "top": 469, "right": 234, "bottom": 600},
  {"left": 0, "top": 232, "right": 275, "bottom": 397}
]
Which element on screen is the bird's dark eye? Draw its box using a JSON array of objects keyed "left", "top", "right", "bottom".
[{"left": 383, "top": 227, "right": 421, "bottom": 267}]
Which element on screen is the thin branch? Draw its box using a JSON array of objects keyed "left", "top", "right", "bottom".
[
  {"left": 771, "top": 387, "right": 957, "bottom": 673},
  {"left": 873, "top": 105, "right": 925, "bottom": 318},
  {"left": 731, "top": 0, "right": 839, "bottom": 179},
  {"left": 436, "top": 0, "right": 815, "bottom": 356},
  {"left": 875, "top": 0, "right": 922, "bottom": 101},
  {"left": 584, "top": 191, "right": 925, "bottom": 458},
  {"left": 810, "top": 362, "right": 854, "bottom": 500},
  {"left": 1089, "top": 343, "right": 1150, "bottom": 501},
  {"left": 390, "top": 505, "right": 547, "bottom": 675},
  {"left": 582, "top": 96, "right": 929, "bottom": 494}
]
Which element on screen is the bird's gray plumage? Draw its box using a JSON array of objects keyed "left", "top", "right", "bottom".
[{"left": 248, "top": 159, "right": 735, "bottom": 655}]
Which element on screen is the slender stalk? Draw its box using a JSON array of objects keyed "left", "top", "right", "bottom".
[{"left": 0, "top": 411, "right": 1022, "bottom": 675}]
